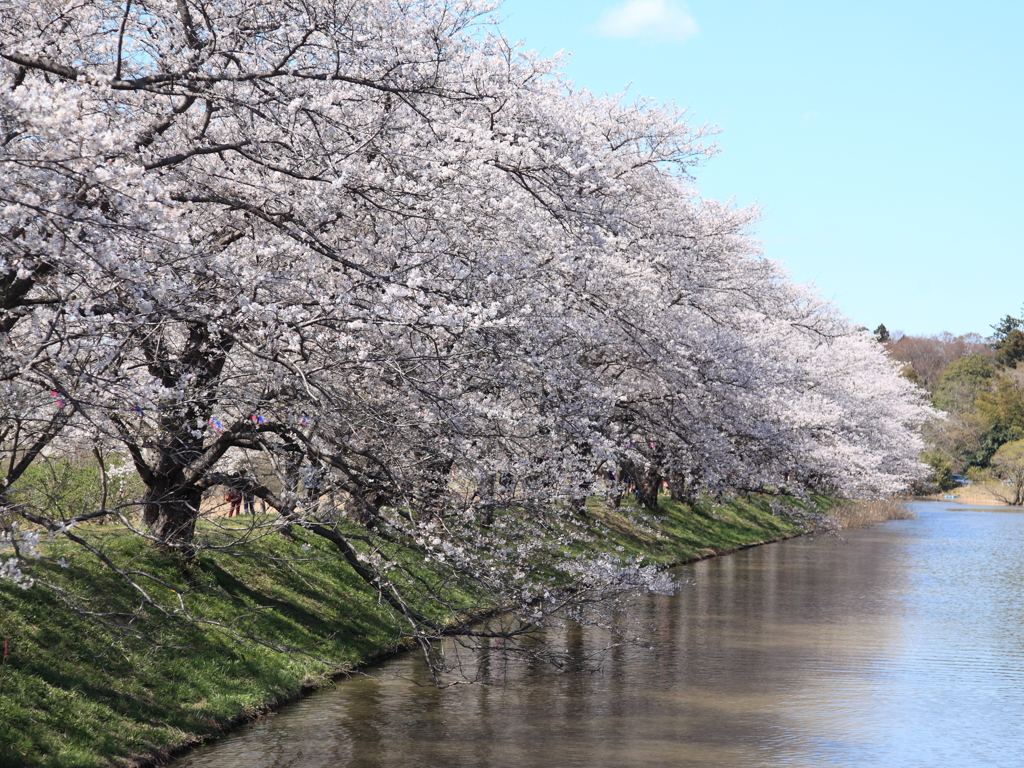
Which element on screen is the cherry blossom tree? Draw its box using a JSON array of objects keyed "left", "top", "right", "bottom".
[{"left": 1, "top": 0, "right": 931, "bottom": 664}]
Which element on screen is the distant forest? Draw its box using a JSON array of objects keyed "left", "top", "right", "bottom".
[{"left": 875, "top": 314, "right": 1024, "bottom": 492}]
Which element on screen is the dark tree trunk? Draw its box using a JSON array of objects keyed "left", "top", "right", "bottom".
[
  {"left": 622, "top": 459, "right": 662, "bottom": 513},
  {"left": 636, "top": 474, "right": 661, "bottom": 512},
  {"left": 142, "top": 481, "right": 203, "bottom": 547},
  {"left": 129, "top": 321, "right": 234, "bottom": 548},
  {"left": 139, "top": 433, "right": 207, "bottom": 549},
  {"left": 668, "top": 473, "right": 697, "bottom": 504}
]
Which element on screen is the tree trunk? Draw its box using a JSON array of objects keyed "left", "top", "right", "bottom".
[
  {"left": 622, "top": 459, "right": 662, "bottom": 513},
  {"left": 668, "top": 473, "right": 697, "bottom": 504},
  {"left": 137, "top": 426, "right": 208, "bottom": 549},
  {"left": 142, "top": 482, "right": 202, "bottom": 547}
]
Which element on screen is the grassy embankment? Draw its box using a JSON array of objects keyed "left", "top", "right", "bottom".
[{"left": 0, "top": 495, "right": 825, "bottom": 768}]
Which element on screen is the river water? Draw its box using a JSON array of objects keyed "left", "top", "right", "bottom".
[{"left": 176, "top": 500, "right": 1024, "bottom": 768}]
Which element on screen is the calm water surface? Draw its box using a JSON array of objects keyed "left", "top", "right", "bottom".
[{"left": 177, "top": 501, "right": 1024, "bottom": 767}]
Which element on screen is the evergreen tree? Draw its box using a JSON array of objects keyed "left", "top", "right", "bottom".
[{"left": 991, "top": 314, "right": 1024, "bottom": 368}]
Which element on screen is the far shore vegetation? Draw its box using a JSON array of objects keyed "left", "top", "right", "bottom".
[{"left": 882, "top": 312, "right": 1024, "bottom": 503}]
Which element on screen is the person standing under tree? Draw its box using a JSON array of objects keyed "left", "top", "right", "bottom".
[
  {"left": 238, "top": 469, "right": 256, "bottom": 515},
  {"left": 225, "top": 487, "right": 242, "bottom": 517}
]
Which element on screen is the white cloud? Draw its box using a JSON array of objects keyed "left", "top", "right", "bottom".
[{"left": 594, "top": 0, "right": 699, "bottom": 44}]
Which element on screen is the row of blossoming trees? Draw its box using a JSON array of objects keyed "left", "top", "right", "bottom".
[{"left": 1, "top": 0, "right": 930, "bottom": 648}]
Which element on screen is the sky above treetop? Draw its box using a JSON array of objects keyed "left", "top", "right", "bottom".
[{"left": 495, "top": 0, "right": 1023, "bottom": 338}]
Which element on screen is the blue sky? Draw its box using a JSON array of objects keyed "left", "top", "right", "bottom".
[{"left": 494, "top": 0, "right": 1023, "bottom": 337}]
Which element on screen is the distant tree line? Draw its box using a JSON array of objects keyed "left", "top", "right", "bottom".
[{"left": 878, "top": 311, "right": 1024, "bottom": 497}]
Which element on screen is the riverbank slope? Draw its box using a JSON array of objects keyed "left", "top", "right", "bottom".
[{"left": 0, "top": 496, "right": 818, "bottom": 768}]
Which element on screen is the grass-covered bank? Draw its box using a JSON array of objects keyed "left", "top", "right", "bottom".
[{"left": 0, "top": 496, "right": 818, "bottom": 768}]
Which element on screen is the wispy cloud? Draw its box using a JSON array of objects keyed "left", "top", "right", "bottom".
[{"left": 594, "top": 0, "right": 699, "bottom": 44}]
